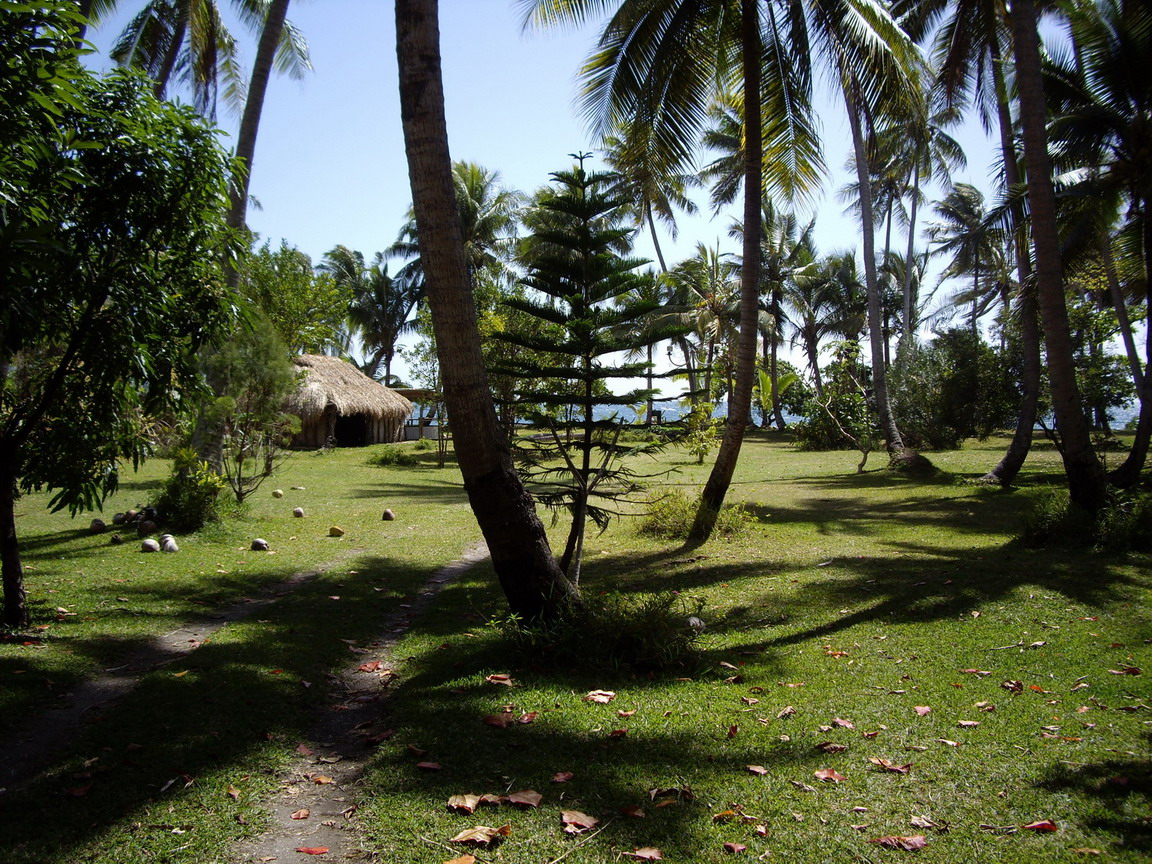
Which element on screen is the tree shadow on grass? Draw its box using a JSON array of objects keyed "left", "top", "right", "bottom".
[
  {"left": 348, "top": 477, "right": 470, "bottom": 503},
  {"left": 0, "top": 550, "right": 444, "bottom": 863}
]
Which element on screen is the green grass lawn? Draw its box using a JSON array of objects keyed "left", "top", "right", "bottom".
[{"left": 1, "top": 434, "right": 1148, "bottom": 863}]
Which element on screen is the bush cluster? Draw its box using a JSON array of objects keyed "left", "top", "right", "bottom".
[
  {"left": 636, "top": 489, "right": 751, "bottom": 540},
  {"left": 367, "top": 445, "right": 418, "bottom": 467},
  {"left": 1019, "top": 487, "right": 1152, "bottom": 552},
  {"left": 154, "top": 448, "right": 227, "bottom": 533}
]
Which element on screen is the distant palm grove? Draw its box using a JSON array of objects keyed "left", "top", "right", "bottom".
[{"left": 2, "top": 0, "right": 1149, "bottom": 626}]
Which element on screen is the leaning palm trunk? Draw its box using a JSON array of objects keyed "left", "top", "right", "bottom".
[
  {"left": 1009, "top": 0, "right": 1107, "bottom": 511},
  {"left": 845, "top": 79, "right": 904, "bottom": 453},
  {"left": 396, "top": 0, "right": 580, "bottom": 620},
  {"left": 226, "top": 0, "right": 290, "bottom": 241},
  {"left": 690, "top": 0, "right": 761, "bottom": 541},
  {"left": 982, "top": 56, "right": 1041, "bottom": 486}
]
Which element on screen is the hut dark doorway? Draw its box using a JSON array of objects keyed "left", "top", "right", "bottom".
[{"left": 333, "top": 413, "right": 369, "bottom": 446}]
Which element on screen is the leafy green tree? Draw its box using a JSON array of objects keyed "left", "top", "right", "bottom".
[
  {"left": 495, "top": 159, "right": 660, "bottom": 584},
  {"left": 1, "top": 9, "right": 239, "bottom": 627},
  {"left": 204, "top": 315, "right": 300, "bottom": 501},
  {"left": 785, "top": 252, "right": 867, "bottom": 397},
  {"left": 241, "top": 240, "right": 350, "bottom": 354},
  {"left": 794, "top": 341, "right": 878, "bottom": 471}
]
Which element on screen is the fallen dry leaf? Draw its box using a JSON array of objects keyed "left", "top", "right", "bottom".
[
  {"left": 816, "top": 741, "right": 847, "bottom": 753},
  {"left": 584, "top": 690, "right": 616, "bottom": 703},
  {"left": 958, "top": 720, "right": 981, "bottom": 728},
  {"left": 909, "top": 816, "right": 940, "bottom": 830},
  {"left": 624, "top": 848, "right": 664, "bottom": 861},
  {"left": 295, "top": 849, "right": 329, "bottom": 856},
  {"left": 620, "top": 805, "right": 646, "bottom": 818},
  {"left": 506, "top": 790, "right": 542, "bottom": 808},
  {"left": 358, "top": 660, "right": 383, "bottom": 672},
  {"left": 832, "top": 718, "right": 855, "bottom": 729},
  {"left": 442, "top": 857, "right": 477, "bottom": 864},
  {"left": 295, "top": 744, "right": 315, "bottom": 756},
  {"left": 1021, "top": 820, "right": 1058, "bottom": 832},
  {"left": 449, "top": 825, "right": 511, "bottom": 846},
  {"left": 777, "top": 705, "right": 796, "bottom": 718},
  {"left": 312, "top": 775, "right": 335, "bottom": 784},
  {"left": 814, "top": 768, "right": 846, "bottom": 783},
  {"left": 618, "top": 709, "right": 637, "bottom": 717},
  {"left": 937, "top": 739, "right": 961, "bottom": 747},
  {"left": 727, "top": 724, "right": 739, "bottom": 738},
  {"left": 869, "top": 757, "right": 911, "bottom": 774},
  {"left": 1109, "top": 665, "right": 1142, "bottom": 675},
  {"left": 1002, "top": 680, "right": 1024, "bottom": 692},
  {"left": 723, "top": 842, "right": 748, "bottom": 853},
  {"left": 608, "top": 728, "right": 629, "bottom": 738},
  {"left": 518, "top": 712, "right": 538, "bottom": 724},
  {"left": 1071, "top": 849, "right": 1101, "bottom": 856},
  {"left": 870, "top": 835, "right": 927, "bottom": 851},
  {"left": 552, "top": 771, "right": 574, "bottom": 783},
  {"left": 746, "top": 765, "right": 769, "bottom": 775},
  {"left": 914, "top": 706, "right": 931, "bottom": 716},
  {"left": 416, "top": 762, "right": 442, "bottom": 771},
  {"left": 482, "top": 714, "right": 512, "bottom": 728},
  {"left": 291, "top": 808, "right": 310, "bottom": 820},
  {"left": 447, "top": 794, "right": 482, "bottom": 814},
  {"left": 485, "top": 674, "right": 513, "bottom": 686},
  {"left": 226, "top": 785, "right": 241, "bottom": 800},
  {"left": 561, "top": 810, "right": 599, "bottom": 834}
]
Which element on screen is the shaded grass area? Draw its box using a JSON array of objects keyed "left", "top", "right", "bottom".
[{"left": 2, "top": 434, "right": 1149, "bottom": 863}]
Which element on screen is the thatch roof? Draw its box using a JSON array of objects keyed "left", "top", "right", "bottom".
[{"left": 286, "top": 355, "right": 412, "bottom": 420}]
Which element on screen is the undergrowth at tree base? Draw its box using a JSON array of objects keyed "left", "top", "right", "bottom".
[
  {"left": 1019, "top": 486, "right": 1152, "bottom": 551},
  {"left": 636, "top": 489, "right": 752, "bottom": 539},
  {"left": 489, "top": 592, "right": 705, "bottom": 673}
]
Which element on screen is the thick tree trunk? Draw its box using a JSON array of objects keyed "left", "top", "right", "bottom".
[
  {"left": 396, "top": 0, "right": 579, "bottom": 619},
  {"left": 982, "top": 40, "right": 1040, "bottom": 486},
  {"left": 227, "top": 0, "right": 290, "bottom": 237},
  {"left": 1010, "top": 0, "right": 1107, "bottom": 511},
  {"left": 845, "top": 80, "right": 903, "bottom": 452},
  {"left": 0, "top": 451, "right": 27, "bottom": 628},
  {"left": 690, "top": 0, "right": 761, "bottom": 541}
]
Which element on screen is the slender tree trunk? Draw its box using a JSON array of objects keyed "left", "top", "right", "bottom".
[
  {"left": 690, "top": 0, "right": 761, "bottom": 541},
  {"left": 806, "top": 334, "right": 824, "bottom": 398},
  {"left": 845, "top": 79, "right": 904, "bottom": 452},
  {"left": 155, "top": 13, "right": 188, "bottom": 100},
  {"left": 396, "top": 0, "right": 579, "bottom": 619},
  {"left": 770, "top": 288, "right": 785, "bottom": 429},
  {"left": 227, "top": 0, "right": 290, "bottom": 240},
  {"left": 1009, "top": 0, "right": 1107, "bottom": 511},
  {"left": 982, "top": 39, "right": 1040, "bottom": 486},
  {"left": 0, "top": 451, "right": 27, "bottom": 628},
  {"left": 646, "top": 201, "right": 668, "bottom": 273},
  {"left": 898, "top": 161, "right": 921, "bottom": 364}
]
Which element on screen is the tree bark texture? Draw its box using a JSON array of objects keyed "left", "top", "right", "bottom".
[
  {"left": 691, "top": 0, "right": 761, "bottom": 541},
  {"left": 396, "top": 0, "right": 579, "bottom": 620},
  {"left": 0, "top": 452, "right": 27, "bottom": 628},
  {"left": 1009, "top": 0, "right": 1108, "bottom": 511}
]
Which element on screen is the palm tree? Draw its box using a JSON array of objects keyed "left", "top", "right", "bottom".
[
  {"left": 395, "top": 0, "right": 580, "bottom": 620},
  {"left": 1009, "top": 0, "right": 1107, "bottom": 510},
  {"left": 524, "top": 0, "right": 920, "bottom": 535},
  {"left": 927, "top": 183, "right": 1009, "bottom": 332},
  {"left": 785, "top": 252, "right": 867, "bottom": 396},
  {"left": 1046, "top": 0, "right": 1151, "bottom": 486},
  {"left": 601, "top": 120, "right": 700, "bottom": 272},
  {"left": 320, "top": 245, "right": 422, "bottom": 385}
]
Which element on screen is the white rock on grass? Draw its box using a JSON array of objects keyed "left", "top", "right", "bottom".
[
  {"left": 292, "top": 507, "right": 305, "bottom": 518},
  {"left": 140, "top": 538, "right": 160, "bottom": 552},
  {"left": 160, "top": 534, "right": 179, "bottom": 553},
  {"left": 272, "top": 489, "right": 284, "bottom": 498}
]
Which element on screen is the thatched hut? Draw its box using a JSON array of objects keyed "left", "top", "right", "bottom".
[{"left": 286, "top": 355, "right": 412, "bottom": 447}]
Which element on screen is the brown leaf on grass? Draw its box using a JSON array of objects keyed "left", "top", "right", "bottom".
[
  {"left": 443, "top": 857, "right": 477, "bottom": 864},
  {"left": 914, "top": 706, "right": 931, "bottom": 716},
  {"left": 777, "top": 705, "right": 796, "bottom": 718},
  {"left": 506, "top": 790, "right": 542, "bottom": 808},
  {"left": 649, "top": 786, "right": 695, "bottom": 802},
  {"left": 832, "top": 718, "right": 855, "bottom": 729},
  {"left": 937, "top": 739, "right": 961, "bottom": 747},
  {"left": 407, "top": 744, "right": 428, "bottom": 756},
  {"left": 1071, "top": 849, "right": 1102, "bottom": 855},
  {"left": 312, "top": 775, "right": 335, "bottom": 785},
  {"left": 618, "top": 709, "right": 637, "bottom": 718},
  {"left": 584, "top": 690, "right": 616, "bottom": 703},
  {"left": 291, "top": 807, "right": 310, "bottom": 820},
  {"left": 862, "top": 730, "right": 881, "bottom": 739},
  {"left": 485, "top": 674, "right": 513, "bottom": 686},
  {"left": 1001, "top": 680, "right": 1024, "bottom": 692},
  {"left": 483, "top": 713, "right": 512, "bottom": 728},
  {"left": 1109, "top": 665, "right": 1142, "bottom": 675},
  {"left": 724, "top": 842, "right": 748, "bottom": 853},
  {"left": 870, "top": 835, "right": 927, "bottom": 851},
  {"left": 741, "top": 696, "right": 759, "bottom": 705},
  {"left": 621, "top": 805, "right": 646, "bottom": 818},
  {"left": 416, "top": 762, "right": 442, "bottom": 771},
  {"left": 447, "top": 794, "right": 482, "bottom": 814},
  {"left": 712, "top": 809, "right": 741, "bottom": 823},
  {"left": 720, "top": 661, "right": 740, "bottom": 670},
  {"left": 1021, "top": 820, "right": 1058, "bottom": 832},
  {"left": 609, "top": 728, "right": 629, "bottom": 738},
  {"left": 561, "top": 810, "right": 599, "bottom": 834},
  {"left": 295, "top": 744, "right": 315, "bottom": 756},
  {"left": 869, "top": 758, "right": 911, "bottom": 774},
  {"left": 624, "top": 848, "right": 663, "bottom": 860},
  {"left": 226, "top": 785, "right": 241, "bottom": 800},
  {"left": 791, "top": 780, "right": 817, "bottom": 792},
  {"left": 449, "top": 825, "right": 511, "bottom": 846},
  {"left": 909, "top": 816, "right": 941, "bottom": 831},
  {"left": 727, "top": 725, "right": 739, "bottom": 738},
  {"left": 958, "top": 720, "right": 981, "bottom": 728},
  {"left": 814, "top": 768, "right": 846, "bottom": 783},
  {"left": 816, "top": 741, "right": 847, "bottom": 754},
  {"left": 551, "top": 772, "right": 574, "bottom": 783},
  {"left": 962, "top": 669, "right": 992, "bottom": 676},
  {"left": 782, "top": 682, "right": 806, "bottom": 688},
  {"left": 746, "top": 765, "right": 769, "bottom": 775},
  {"left": 358, "top": 660, "right": 383, "bottom": 672},
  {"left": 518, "top": 712, "right": 538, "bottom": 724}
]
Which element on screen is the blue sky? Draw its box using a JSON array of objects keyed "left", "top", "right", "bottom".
[{"left": 83, "top": 1, "right": 1007, "bottom": 385}]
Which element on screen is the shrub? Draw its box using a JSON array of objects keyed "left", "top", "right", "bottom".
[
  {"left": 492, "top": 592, "right": 704, "bottom": 673},
  {"left": 1018, "top": 487, "right": 1152, "bottom": 552},
  {"left": 367, "top": 445, "right": 418, "bottom": 467},
  {"left": 636, "top": 489, "right": 751, "bottom": 540},
  {"left": 155, "top": 448, "right": 227, "bottom": 533}
]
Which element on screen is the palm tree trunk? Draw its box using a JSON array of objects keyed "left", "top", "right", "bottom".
[
  {"left": 396, "top": 0, "right": 579, "bottom": 620},
  {"left": 770, "top": 288, "right": 785, "bottom": 429},
  {"left": 227, "top": 0, "right": 290, "bottom": 238},
  {"left": 982, "top": 39, "right": 1040, "bottom": 486},
  {"left": 845, "top": 79, "right": 903, "bottom": 452},
  {"left": 899, "top": 160, "right": 921, "bottom": 364},
  {"left": 646, "top": 200, "right": 668, "bottom": 273},
  {"left": 155, "top": 12, "right": 188, "bottom": 100},
  {"left": 1009, "top": 0, "right": 1107, "bottom": 511},
  {"left": 691, "top": 0, "right": 761, "bottom": 541}
]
